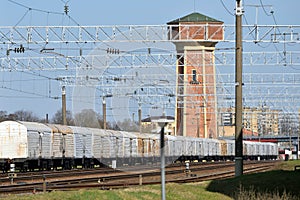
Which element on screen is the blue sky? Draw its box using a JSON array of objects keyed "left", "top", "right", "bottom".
[
  {"left": 1, "top": 0, "right": 299, "bottom": 26},
  {"left": 0, "top": 0, "right": 299, "bottom": 120}
]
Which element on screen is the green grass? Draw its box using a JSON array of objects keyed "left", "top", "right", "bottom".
[
  {"left": 207, "top": 160, "right": 300, "bottom": 199},
  {"left": 0, "top": 183, "right": 231, "bottom": 200},
  {"left": 2, "top": 160, "right": 300, "bottom": 200}
]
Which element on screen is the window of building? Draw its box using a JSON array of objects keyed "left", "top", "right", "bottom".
[
  {"left": 192, "top": 69, "right": 197, "bottom": 81},
  {"left": 190, "top": 69, "right": 199, "bottom": 84}
]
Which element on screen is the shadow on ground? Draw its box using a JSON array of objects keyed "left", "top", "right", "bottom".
[{"left": 206, "top": 170, "right": 300, "bottom": 199}]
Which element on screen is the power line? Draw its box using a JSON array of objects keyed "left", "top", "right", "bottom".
[
  {"left": 242, "top": 14, "right": 271, "bottom": 48},
  {"left": 1, "top": 2, "right": 300, "bottom": 123},
  {"left": 259, "top": 0, "right": 273, "bottom": 16},
  {"left": 60, "top": 0, "right": 71, "bottom": 5},
  {"left": 0, "top": 85, "right": 59, "bottom": 99},
  {"left": 8, "top": 0, "right": 64, "bottom": 15},
  {"left": 0, "top": 9, "right": 30, "bottom": 42},
  {"left": 220, "top": 0, "right": 234, "bottom": 16}
]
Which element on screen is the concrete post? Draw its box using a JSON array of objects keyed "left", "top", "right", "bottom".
[
  {"left": 235, "top": 0, "right": 244, "bottom": 177},
  {"left": 62, "top": 86, "right": 67, "bottom": 125}
]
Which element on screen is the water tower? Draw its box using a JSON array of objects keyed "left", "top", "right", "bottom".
[{"left": 167, "top": 12, "right": 224, "bottom": 138}]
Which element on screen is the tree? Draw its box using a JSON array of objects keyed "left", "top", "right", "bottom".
[
  {"left": 0, "top": 111, "right": 8, "bottom": 122},
  {"left": 74, "top": 109, "right": 102, "bottom": 128},
  {"left": 116, "top": 118, "right": 139, "bottom": 132},
  {"left": 12, "top": 110, "right": 40, "bottom": 122},
  {"left": 51, "top": 109, "right": 74, "bottom": 125}
]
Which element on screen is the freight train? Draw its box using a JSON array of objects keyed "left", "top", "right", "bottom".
[{"left": 0, "top": 120, "right": 278, "bottom": 172}]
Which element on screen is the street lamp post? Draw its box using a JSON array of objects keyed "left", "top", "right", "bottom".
[{"left": 152, "top": 117, "right": 174, "bottom": 200}]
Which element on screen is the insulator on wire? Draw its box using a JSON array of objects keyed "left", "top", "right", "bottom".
[
  {"left": 13, "top": 45, "right": 25, "bottom": 53},
  {"left": 106, "top": 48, "right": 120, "bottom": 54},
  {"left": 64, "top": 5, "right": 69, "bottom": 15},
  {"left": 20, "top": 45, "right": 25, "bottom": 53}
]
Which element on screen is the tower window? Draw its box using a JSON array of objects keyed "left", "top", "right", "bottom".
[
  {"left": 192, "top": 69, "right": 197, "bottom": 81},
  {"left": 190, "top": 69, "right": 199, "bottom": 84}
]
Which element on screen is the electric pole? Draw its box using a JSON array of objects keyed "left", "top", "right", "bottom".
[
  {"left": 103, "top": 97, "right": 107, "bottom": 130},
  {"left": 62, "top": 86, "right": 67, "bottom": 125},
  {"left": 235, "top": 0, "right": 244, "bottom": 176},
  {"left": 138, "top": 103, "right": 142, "bottom": 134}
]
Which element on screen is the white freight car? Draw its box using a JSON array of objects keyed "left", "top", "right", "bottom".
[
  {"left": 0, "top": 120, "right": 279, "bottom": 171},
  {"left": 0, "top": 121, "right": 28, "bottom": 160}
]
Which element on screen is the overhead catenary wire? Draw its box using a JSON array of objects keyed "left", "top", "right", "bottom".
[
  {"left": 256, "top": 2, "right": 297, "bottom": 68},
  {"left": 4, "top": 0, "right": 108, "bottom": 102},
  {"left": 1, "top": 1, "right": 299, "bottom": 125},
  {"left": 0, "top": 7, "right": 30, "bottom": 42},
  {"left": 6, "top": 0, "right": 118, "bottom": 64},
  {"left": 220, "top": 0, "right": 234, "bottom": 16},
  {"left": 0, "top": 84, "right": 59, "bottom": 99},
  {"left": 259, "top": 0, "right": 272, "bottom": 17},
  {"left": 8, "top": 0, "right": 64, "bottom": 15},
  {"left": 242, "top": 3, "right": 291, "bottom": 67}
]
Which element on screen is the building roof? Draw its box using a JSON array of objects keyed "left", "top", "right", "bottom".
[{"left": 167, "top": 12, "right": 223, "bottom": 24}]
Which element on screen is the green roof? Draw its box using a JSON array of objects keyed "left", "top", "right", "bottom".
[{"left": 167, "top": 12, "right": 223, "bottom": 24}]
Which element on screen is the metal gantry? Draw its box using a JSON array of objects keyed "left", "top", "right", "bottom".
[
  {"left": 1, "top": 24, "right": 300, "bottom": 44},
  {"left": 1, "top": 51, "right": 300, "bottom": 72},
  {"left": 0, "top": 24, "right": 300, "bottom": 132},
  {"left": 1, "top": 24, "right": 300, "bottom": 72}
]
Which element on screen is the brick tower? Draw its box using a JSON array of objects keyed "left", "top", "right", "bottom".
[{"left": 167, "top": 12, "right": 224, "bottom": 138}]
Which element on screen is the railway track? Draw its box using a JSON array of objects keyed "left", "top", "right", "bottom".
[
  {"left": 0, "top": 160, "right": 278, "bottom": 195},
  {"left": 0, "top": 161, "right": 235, "bottom": 185}
]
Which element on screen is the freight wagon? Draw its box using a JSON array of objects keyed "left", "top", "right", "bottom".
[{"left": 0, "top": 121, "right": 278, "bottom": 172}]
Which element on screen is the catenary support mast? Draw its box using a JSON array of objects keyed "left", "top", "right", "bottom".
[{"left": 235, "top": 0, "right": 244, "bottom": 177}]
